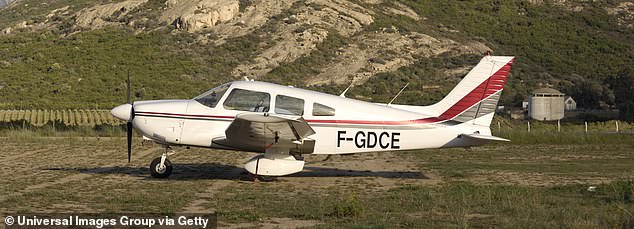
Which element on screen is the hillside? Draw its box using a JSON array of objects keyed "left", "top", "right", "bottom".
[{"left": 0, "top": 0, "right": 633, "bottom": 117}]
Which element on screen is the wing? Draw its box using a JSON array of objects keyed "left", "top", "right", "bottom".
[{"left": 212, "top": 112, "right": 316, "bottom": 153}]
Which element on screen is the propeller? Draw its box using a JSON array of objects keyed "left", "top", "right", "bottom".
[{"left": 126, "top": 69, "right": 134, "bottom": 163}]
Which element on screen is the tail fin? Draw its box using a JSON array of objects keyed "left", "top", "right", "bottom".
[{"left": 426, "top": 56, "right": 514, "bottom": 127}]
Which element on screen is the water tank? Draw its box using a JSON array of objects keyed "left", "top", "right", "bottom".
[{"left": 528, "top": 88, "right": 565, "bottom": 121}]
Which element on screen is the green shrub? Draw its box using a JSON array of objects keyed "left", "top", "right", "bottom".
[{"left": 330, "top": 192, "right": 363, "bottom": 218}]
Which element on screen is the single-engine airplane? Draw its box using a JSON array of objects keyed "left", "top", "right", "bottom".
[{"left": 111, "top": 55, "right": 514, "bottom": 180}]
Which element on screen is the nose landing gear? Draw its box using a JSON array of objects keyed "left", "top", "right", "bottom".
[{"left": 150, "top": 146, "right": 175, "bottom": 178}]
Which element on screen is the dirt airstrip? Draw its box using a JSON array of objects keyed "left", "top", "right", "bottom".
[{"left": 0, "top": 138, "right": 632, "bottom": 228}]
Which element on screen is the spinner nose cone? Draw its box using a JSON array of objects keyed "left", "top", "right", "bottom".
[{"left": 111, "top": 104, "right": 133, "bottom": 121}]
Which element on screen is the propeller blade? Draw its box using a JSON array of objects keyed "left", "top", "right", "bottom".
[
  {"left": 126, "top": 68, "right": 134, "bottom": 163},
  {"left": 127, "top": 121, "right": 132, "bottom": 163},
  {"left": 127, "top": 69, "right": 131, "bottom": 104}
]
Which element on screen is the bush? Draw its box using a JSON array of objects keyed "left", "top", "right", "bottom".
[{"left": 329, "top": 192, "right": 363, "bottom": 218}]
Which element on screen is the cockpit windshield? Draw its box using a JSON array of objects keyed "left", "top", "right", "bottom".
[{"left": 194, "top": 83, "right": 231, "bottom": 108}]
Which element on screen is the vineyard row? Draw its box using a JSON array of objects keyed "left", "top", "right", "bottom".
[{"left": 0, "top": 110, "right": 125, "bottom": 126}]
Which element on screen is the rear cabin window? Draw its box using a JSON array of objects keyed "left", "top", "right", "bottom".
[
  {"left": 275, "top": 95, "right": 304, "bottom": 115},
  {"left": 223, "top": 89, "right": 270, "bottom": 112},
  {"left": 312, "top": 103, "right": 335, "bottom": 116}
]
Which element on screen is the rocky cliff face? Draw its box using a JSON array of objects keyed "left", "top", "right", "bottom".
[
  {"left": 0, "top": 0, "right": 494, "bottom": 86},
  {"left": 160, "top": 0, "right": 240, "bottom": 32},
  {"left": 74, "top": 0, "right": 149, "bottom": 29}
]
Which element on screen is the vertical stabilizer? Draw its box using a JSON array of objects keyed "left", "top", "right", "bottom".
[{"left": 425, "top": 56, "right": 514, "bottom": 127}]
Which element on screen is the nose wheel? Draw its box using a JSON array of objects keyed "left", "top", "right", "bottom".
[
  {"left": 150, "top": 157, "right": 172, "bottom": 178},
  {"left": 149, "top": 147, "right": 174, "bottom": 178}
]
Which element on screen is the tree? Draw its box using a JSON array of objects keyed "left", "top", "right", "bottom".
[
  {"left": 575, "top": 80, "right": 603, "bottom": 110},
  {"left": 611, "top": 68, "right": 634, "bottom": 121}
]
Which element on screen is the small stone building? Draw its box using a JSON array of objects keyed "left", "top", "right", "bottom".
[
  {"left": 564, "top": 96, "right": 577, "bottom": 111},
  {"left": 528, "top": 88, "right": 565, "bottom": 121}
]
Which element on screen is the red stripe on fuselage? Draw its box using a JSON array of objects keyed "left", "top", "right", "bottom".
[
  {"left": 305, "top": 117, "right": 444, "bottom": 125},
  {"left": 135, "top": 111, "right": 444, "bottom": 125},
  {"left": 136, "top": 111, "right": 234, "bottom": 119}
]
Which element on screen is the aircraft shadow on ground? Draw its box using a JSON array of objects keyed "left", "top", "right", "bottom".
[
  {"left": 291, "top": 167, "right": 427, "bottom": 179},
  {"left": 44, "top": 163, "right": 427, "bottom": 181}
]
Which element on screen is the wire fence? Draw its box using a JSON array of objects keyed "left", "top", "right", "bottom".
[{"left": 492, "top": 119, "right": 633, "bottom": 134}]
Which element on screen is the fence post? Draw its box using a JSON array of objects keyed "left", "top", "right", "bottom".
[
  {"left": 585, "top": 122, "right": 588, "bottom": 133},
  {"left": 527, "top": 121, "right": 531, "bottom": 132},
  {"left": 557, "top": 120, "right": 561, "bottom": 132},
  {"left": 616, "top": 121, "right": 619, "bottom": 133}
]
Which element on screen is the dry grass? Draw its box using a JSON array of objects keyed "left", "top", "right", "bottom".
[{"left": 0, "top": 137, "right": 632, "bottom": 228}]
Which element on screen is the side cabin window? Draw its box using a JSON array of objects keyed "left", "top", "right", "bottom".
[
  {"left": 223, "top": 88, "right": 270, "bottom": 112},
  {"left": 312, "top": 103, "right": 335, "bottom": 116},
  {"left": 275, "top": 95, "right": 304, "bottom": 115},
  {"left": 194, "top": 83, "right": 230, "bottom": 108}
]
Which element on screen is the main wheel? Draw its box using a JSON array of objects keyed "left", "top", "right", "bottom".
[
  {"left": 256, "top": 175, "right": 277, "bottom": 182},
  {"left": 150, "top": 157, "right": 173, "bottom": 178}
]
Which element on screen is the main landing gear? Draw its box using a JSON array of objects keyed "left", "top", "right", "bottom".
[
  {"left": 255, "top": 175, "right": 278, "bottom": 182},
  {"left": 150, "top": 146, "right": 174, "bottom": 178}
]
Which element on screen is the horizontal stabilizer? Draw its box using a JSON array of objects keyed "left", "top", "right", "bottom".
[{"left": 460, "top": 133, "right": 510, "bottom": 142}]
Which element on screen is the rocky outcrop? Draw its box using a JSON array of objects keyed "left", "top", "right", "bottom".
[
  {"left": 159, "top": 0, "right": 239, "bottom": 32},
  {"left": 232, "top": 27, "right": 329, "bottom": 78},
  {"left": 231, "top": 0, "right": 375, "bottom": 78},
  {"left": 74, "top": 0, "right": 148, "bottom": 29},
  {"left": 607, "top": 2, "right": 634, "bottom": 29},
  {"left": 384, "top": 2, "right": 421, "bottom": 21},
  {"left": 306, "top": 31, "right": 490, "bottom": 86},
  {"left": 527, "top": 0, "right": 584, "bottom": 12},
  {"left": 206, "top": 0, "right": 300, "bottom": 45},
  {"left": 2, "top": 6, "right": 70, "bottom": 34},
  {"left": 309, "top": 0, "right": 374, "bottom": 26}
]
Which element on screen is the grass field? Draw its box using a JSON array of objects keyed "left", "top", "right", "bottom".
[{"left": 0, "top": 136, "right": 632, "bottom": 228}]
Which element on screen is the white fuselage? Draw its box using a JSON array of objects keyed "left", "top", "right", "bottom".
[
  {"left": 110, "top": 56, "right": 514, "bottom": 177},
  {"left": 128, "top": 81, "right": 491, "bottom": 155}
]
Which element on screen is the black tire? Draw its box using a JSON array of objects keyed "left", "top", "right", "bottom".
[
  {"left": 257, "top": 175, "right": 277, "bottom": 182},
  {"left": 150, "top": 157, "right": 172, "bottom": 178}
]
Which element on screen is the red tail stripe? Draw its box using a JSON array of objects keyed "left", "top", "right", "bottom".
[{"left": 438, "top": 59, "right": 514, "bottom": 120}]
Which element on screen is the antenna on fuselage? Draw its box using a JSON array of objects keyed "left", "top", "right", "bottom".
[
  {"left": 339, "top": 78, "right": 357, "bottom": 98},
  {"left": 387, "top": 82, "right": 409, "bottom": 106},
  {"left": 339, "top": 83, "right": 353, "bottom": 97}
]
